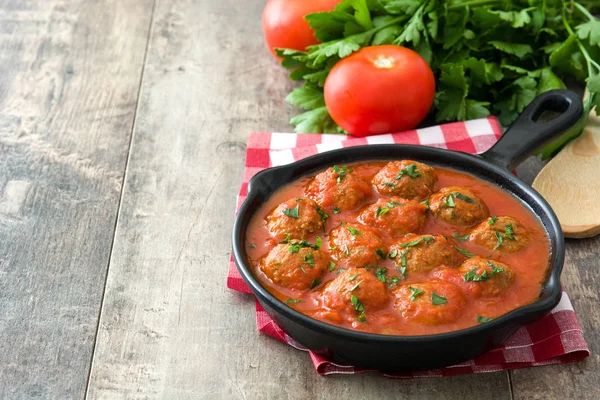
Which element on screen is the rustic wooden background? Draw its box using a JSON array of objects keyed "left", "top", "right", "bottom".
[{"left": 0, "top": 0, "right": 598, "bottom": 399}]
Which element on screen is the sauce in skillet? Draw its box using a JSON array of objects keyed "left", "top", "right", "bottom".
[{"left": 245, "top": 161, "right": 551, "bottom": 336}]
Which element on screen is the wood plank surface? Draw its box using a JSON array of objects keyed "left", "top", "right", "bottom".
[
  {"left": 0, "top": 0, "right": 153, "bottom": 397},
  {"left": 510, "top": 162, "right": 600, "bottom": 400},
  {"left": 86, "top": 1, "right": 513, "bottom": 398}
]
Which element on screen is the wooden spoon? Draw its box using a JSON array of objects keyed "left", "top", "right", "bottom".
[{"left": 532, "top": 107, "right": 600, "bottom": 238}]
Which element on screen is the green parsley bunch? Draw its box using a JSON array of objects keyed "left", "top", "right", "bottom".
[{"left": 277, "top": 0, "right": 600, "bottom": 158}]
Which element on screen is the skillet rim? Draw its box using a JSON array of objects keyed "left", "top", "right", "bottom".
[{"left": 231, "top": 144, "right": 564, "bottom": 343}]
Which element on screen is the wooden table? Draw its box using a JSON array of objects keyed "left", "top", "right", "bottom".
[{"left": 0, "top": 1, "right": 598, "bottom": 398}]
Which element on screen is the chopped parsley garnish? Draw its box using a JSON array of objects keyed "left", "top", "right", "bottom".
[
  {"left": 295, "top": 198, "right": 304, "bottom": 202},
  {"left": 451, "top": 233, "right": 470, "bottom": 242},
  {"left": 387, "top": 201, "right": 405, "bottom": 208},
  {"left": 344, "top": 247, "right": 350, "bottom": 257},
  {"left": 453, "top": 193, "right": 475, "bottom": 203},
  {"left": 388, "top": 249, "right": 398, "bottom": 259},
  {"left": 420, "top": 199, "right": 430, "bottom": 210},
  {"left": 248, "top": 244, "right": 257, "bottom": 249},
  {"left": 332, "top": 206, "right": 341, "bottom": 214},
  {"left": 316, "top": 206, "right": 329, "bottom": 224},
  {"left": 431, "top": 292, "right": 447, "bottom": 305},
  {"left": 455, "top": 246, "right": 475, "bottom": 258},
  {"left": 398, "top": 236, "right": 434, "bottom": 248},
  {"left": 298, "top": 265, "right": 307, "bottom": 274},
  {"left": 408, "top": 286, "right": 424, "bottom": 301},
  {"left": 303, "top": 253, "right": 315, "bottom": 266},
  {"left": 376, "top": 249, "right": 386, "bottom": 259},
  {"left": 477, "top": 315, "right": 493, "bottom": 323},
  {"left": 287, "top": 238, "right": 320, "bottom": 253},
  {"left": 286, "top": 298, "right": 302, "bottom": 304},
  {"left": 283, "top": 204, "right": 300, "bottom": 218},
  {"left": 398, "top": 265, "right": 407, "bottom": 280},
  {"left": 348, "top": 273, "right": 361, "bottom": 281},
  {"left": 350, "top": 295, "right": 365, "bottom": 314},
  {"left": 376, "top": 207, "right": 390, "bottom": 217},
  {"left": 350, "top": 282, "right": 361, "bottom": 291},
  {"left": 310, "top": 279, "right": 321, "bottom": 289},
  {"left": 488, "top": 216, "right": 498, "bottom": 225},
  {"left": 399, "top": 249, "right": 409, "bottom": 269},
  {"left": 445, "top": 192, "right": 474, "bottom": 208},
  {"left": 329, "top": 245, "right": 337, "bottom": 251},
  {"left": 356, "top": 312, "right": 367, "bottom": 323},
  {"left": 395, "top": 164, "right": 421, "bottom": 180},
  {"left": 494, "top": 232, "right": 504, "bottom": 249},
  {"left": 382, "top": 182, "right": 395, "bottom": 188},
  {"left": 505, "top": 224, "right": 515, "bottom": 240},
  {"left": 347, "top": 226, "right": 361, "bottom": 238},
  {"left": 332, "top": 165, "right": 353, "bottom": 183},
  {"left": 329, "top": 261, "right": 336, "bottom": 272},
  {"left": 374, "top": 267, "right": 388, "bottom": 283},
  {"left": 463, "top": 261, "right": 505, "bottom": 282},
  {"left": 386, "top": 276, "right": 400, "bottom": 287},
  {"left": 280, "top": 233, "right": 291, "bottom": 244}
]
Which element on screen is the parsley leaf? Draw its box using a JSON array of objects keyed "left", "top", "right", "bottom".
[
  {"left": 408, "top": 286, "right": 424, "bottom": 301},
  {"left": 374, "top": 267, "right": 388, "bottom": 282},
  {"left": 505, "top": 224, "right": 515, "bottom": 240},
  {"left": 333, "top": 206, "right": 341, "bottom": 214},
  {"left": 452, "top": 233, "right": 470, "bottom": 242},
  {"left": 455, "top": 246, "right": 475, "bottom": 258},
  {"left": 431, "top": 292, "right": 447, "bottom": 305},
  {"left": 347, "top": 226, "right": 361, "bottom": 237},
  {"left": 286, "top": 298, "right": 303, "bottom": 304},
  {"left": 398, "top": 236, "right": 433, "bottom": 248},
  {"left": 329, "top": 261, "right": 336, "bottom": 272},
  {"left": 463, "top": 261, "right": 505, "bottom": 282},
  {"left": 494, "top": 232, "right": 504, "bottom": 249},
  {"left": 332, "top": 165, "right": 354, "bottom": 183},
  {"left": 477, "top": 315, "right": 493, "bottom": 323},
  {"left": 488, "top": 216, "right": 498, "bottom": 225},
  {"left": 395, "top": 163, "right": 421, "bottom": 180},
  {"left": 283, "top": 204, "right": 300, "bottom": 219},
  {"left": 310, "top": 279, "right": 321, "bottom": 289}
]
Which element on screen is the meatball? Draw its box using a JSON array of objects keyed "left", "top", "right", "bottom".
[
  {"left": 259, "top": 244, "right": 330, "bottom": 290},
  {"left": 470, "top": 216, "right": 529, "bottom": 253},
  {"left": 372, "top": 160, "right": 436, "bottom": 199},
  {"left": 457, "top": 257, "right": 515, "bottom": 297},
  {"left": 389, "top": 234, "right": 460, "bottom": 276},
  {"left": 392, "top": 281, "right": 466, "bottom": 325},
  {"left": 305, "top": 165, "right": 372, "bottom": 211},
  {"left": 328, "top": 223, "right": 386, "bottom": 267},
  {"left": 429, "top": 186, "right": 489, "bottom": 226},
  {"left": 265, "top": 198, "right": 325, "bottom": 239},
  {"left": 322, "top": 267, "right": 389, "bottom": 314},
  {"left": 358, "top": 197, "right": 427, "bottom": 237}
]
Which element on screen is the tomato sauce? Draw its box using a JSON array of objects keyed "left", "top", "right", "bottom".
[{"left": 244, "top": 161, "right": 551, "bottom": 336}]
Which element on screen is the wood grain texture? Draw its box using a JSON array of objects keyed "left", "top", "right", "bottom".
[
  {"left": 0, "top": 0, "right": 152, "bottom": 397},
  {"left": 86, "top": 1, "right": 512, "bottom": 398},
  {"left": 509, "top": 235, "right": 600, "bottom": 400}
]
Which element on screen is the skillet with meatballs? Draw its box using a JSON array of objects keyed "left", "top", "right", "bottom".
[{"left": 245, "top": 161, "right": 551, "bottom": 335}]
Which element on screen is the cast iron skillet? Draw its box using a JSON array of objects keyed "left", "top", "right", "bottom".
[{"left": 232, "top": 90, "right": 583, "bottom": 371}]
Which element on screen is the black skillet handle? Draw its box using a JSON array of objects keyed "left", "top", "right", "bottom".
[{"left": 480, "top": 90, "right": 583, "bottom": 170}]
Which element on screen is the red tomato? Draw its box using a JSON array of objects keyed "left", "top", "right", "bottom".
[
  {"left": 262, "top": 0, "right": 341, "bottom": 59},
  {"left": 324, "top": 45, "right": 436, "bottom": 137}
]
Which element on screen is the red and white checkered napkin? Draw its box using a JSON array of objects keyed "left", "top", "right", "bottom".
[{"left": 227, "top": 117, "right": 589, "bottom": 377}]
